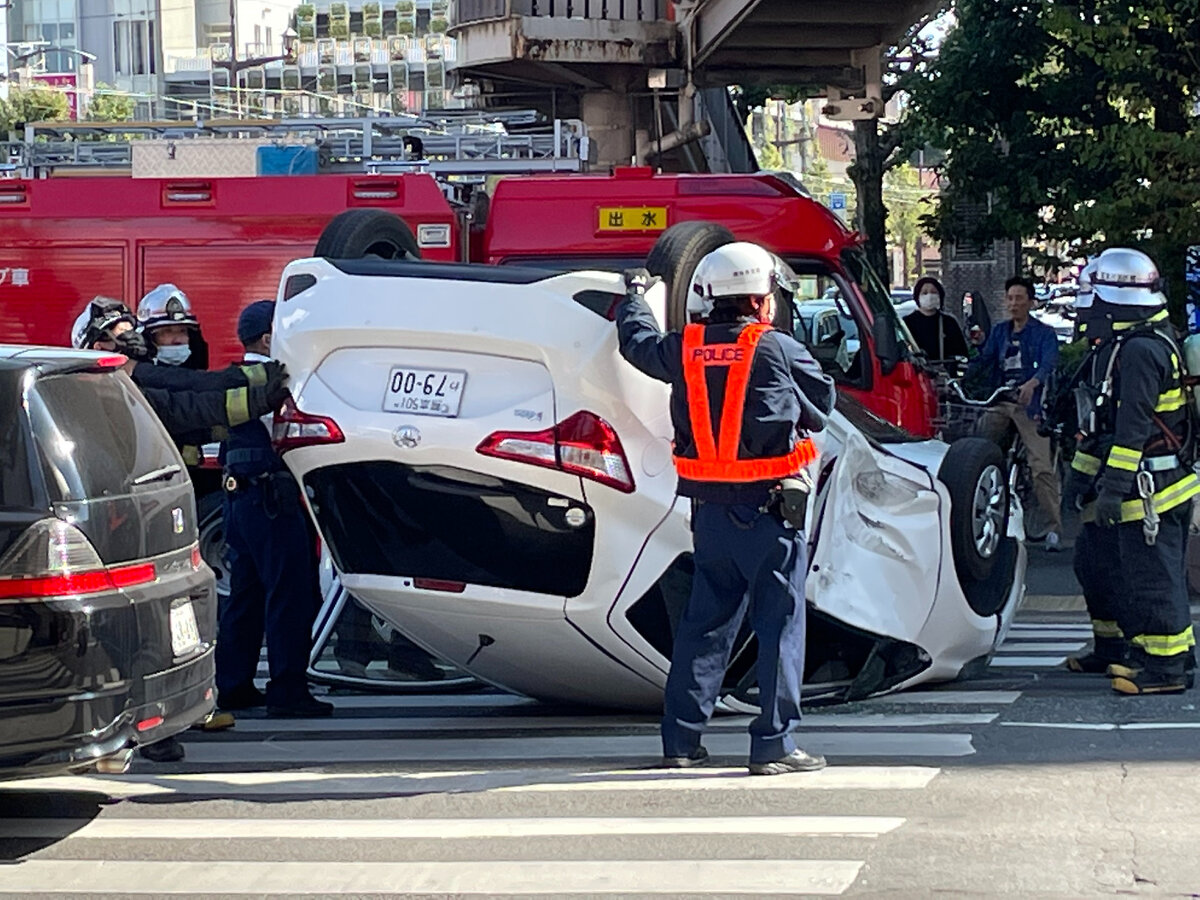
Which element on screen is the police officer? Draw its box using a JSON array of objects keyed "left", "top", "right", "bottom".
[
  {"left": 1067, "top": 248, "right": 1198, "bottom": 694},
  {"left": 72, "top": 297, "right": 290, "bottom": 760},
  {"left": 217, "top": 301, "right": 332, "bottom": 718},
  {"left": 617, "top": 243, "right": 836, "bottom": 776}
]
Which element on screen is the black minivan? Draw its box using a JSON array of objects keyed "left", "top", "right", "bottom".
[{"left": 0, "top": 347, "right": 217, "bottom": 779}]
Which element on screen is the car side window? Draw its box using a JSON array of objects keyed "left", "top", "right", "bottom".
[
  {"left": 789, "top": 274, "right": 864, "bottom": 385},
  {"left": 27, "top": 373, "right": 181, "bottom": 502}
]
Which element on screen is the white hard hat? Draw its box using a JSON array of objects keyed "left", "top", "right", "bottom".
[
  {"left": 691, "top": 242, "right": 776, "bottom": 299},
  {"left": 1073, "top": 258, "right": 1098, "bottom": 310},
  {"left": 1091, "top": 247, "right": 1166, "bottom": 308},
  {"left": 138, "top": 283, "right": 199, "bottom": 332}
]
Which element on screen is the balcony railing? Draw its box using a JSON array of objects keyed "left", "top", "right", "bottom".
[{"left": 453, "top": 0, "right": 669, "bottom": 25}]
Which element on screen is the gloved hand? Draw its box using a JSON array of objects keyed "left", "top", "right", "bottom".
[
  {"left": 1094, "top": 489, "right": 1125, "bottom": 528},
  {"left": 247, "top": 363, "right": 290, "bottom": 418},
  {"left": 1063, "top": 468, "right": 1095, "bottom": 512},
  {"left": 623, "top": 267, "right": 652, "bottom": 295},
  {"left": 113, "top": 328, "right": 151, "bottom": 361}
]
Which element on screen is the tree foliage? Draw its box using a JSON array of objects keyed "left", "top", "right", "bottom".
[
  {"left": 904, "top": 0, "right": 1200, "bottom": 301},
  {"left": 86, "top": 85, "right": 136, "bottom": 122},
  {"left": 0, "top": 86, "right": 70, "bottom": 134}
]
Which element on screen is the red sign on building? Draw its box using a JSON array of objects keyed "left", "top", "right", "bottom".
[{"left": 31, "top": 73, "right": 78, "bottom": 119}]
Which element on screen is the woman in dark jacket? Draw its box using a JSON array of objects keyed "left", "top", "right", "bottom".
[{"left": 903, "top": 276, "right": 969, "bottom": 365}]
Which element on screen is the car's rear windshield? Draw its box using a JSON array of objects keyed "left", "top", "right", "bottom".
[
  {"left": 27, "top": 372, "right": 182, "bottom": 502},
  {"left": 0, "top": 376, "right": 37, "bottom": 509}
]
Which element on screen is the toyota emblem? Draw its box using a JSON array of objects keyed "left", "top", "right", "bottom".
[{"left": 393, "top": 425, "right": 421, "bottom": 449}]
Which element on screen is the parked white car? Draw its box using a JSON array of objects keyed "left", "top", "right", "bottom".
[{"left": 271, "top": 257, "right": 1026, "bottom": 710}]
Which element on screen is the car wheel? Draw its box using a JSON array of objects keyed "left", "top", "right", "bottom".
[
  {"left": 939, "top": 437, "right": 1009, "bottom": 585},
  {"left": 197, "top": 491, "right": 230, "bottom": 600},
  {"left": 646, "top": 221, "right": 735, "bottom": 331},
  {"left": 314, "top": 209, "right": 421, "bottom": 260}
]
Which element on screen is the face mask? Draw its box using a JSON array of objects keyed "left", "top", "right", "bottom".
[
  {"left": 918, "top": 292, "right": 940, "bottom": 313},
  {"left": 156, "top": 344, "right": 192, "bottom": 366}
]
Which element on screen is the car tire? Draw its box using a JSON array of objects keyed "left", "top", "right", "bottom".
[
  {"left": 197, "top": 491, "right": 230, "bottom": 601},
  {"left": 939, "top": 437, "right": 1009, "bottom": 587},
  {"left": 646, "top": 221, "right": 735, "bottom": 331},
  {"left": 314, "top": 209, "right": 421, "bottom": 260}
]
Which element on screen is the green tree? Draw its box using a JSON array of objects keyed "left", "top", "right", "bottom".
[
  {"left": 85, "top": 85, "right": 136, "bottom": 122},
  {"left": 0, "top": 86, "right": 70, "bottom": 134},
  {"left": 884, "top": 163, "right": 932, "bottom": 284},
  {"left": 904, "top": 0, "right": 1200, "bottom": 308}
]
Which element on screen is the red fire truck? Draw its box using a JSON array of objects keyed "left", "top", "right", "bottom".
[{"left": 0, "top": 127, "right": 935, "bottom": 436}]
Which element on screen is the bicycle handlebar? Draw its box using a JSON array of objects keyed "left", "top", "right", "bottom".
[{"left": 944, "top": 379, "right": 1019, "bottom": 406}]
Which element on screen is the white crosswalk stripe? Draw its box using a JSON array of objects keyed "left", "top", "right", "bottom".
[
  {"left": 4, "top": 626, "right": 1058, "bottom": 897},
  {"left": 989, "top": 620, "right": 1092, "bottom": 669}
]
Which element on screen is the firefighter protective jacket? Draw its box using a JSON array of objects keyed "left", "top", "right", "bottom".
[
  {"left": 1071, "top": 314, "right": 1200, "bottom": 524},
  {"left": 617, "top": 294, "right": 835, "bottom": 505}
]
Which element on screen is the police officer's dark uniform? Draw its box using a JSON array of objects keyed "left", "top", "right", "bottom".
[
  {"left": 616, "top": 246, "right": 835, "bottom": 775},
  {"left": 1067, "top": 249, "right": 1198, "bottom": 694},
  {"left": 217, "top": 301, "right": 332, "bottom": 718}
]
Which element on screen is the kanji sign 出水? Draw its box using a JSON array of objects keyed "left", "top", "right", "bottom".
[{"left": 597, "top": 207, "right": 669, "bottom": 232}]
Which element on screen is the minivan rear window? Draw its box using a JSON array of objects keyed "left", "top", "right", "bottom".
[{"left": 28, "top": 373, "right": 182, "bottom": 502}]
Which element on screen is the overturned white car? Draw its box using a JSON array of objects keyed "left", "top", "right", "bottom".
[{"left": 271, "top": 256, "right": 1025, "bottom": 710}]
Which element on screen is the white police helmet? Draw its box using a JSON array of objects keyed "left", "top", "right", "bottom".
[
  {"left": 1091, "top": 247, "right": 1166, "bottom": 308},
  {"left": 687, "top": 242, "right": 779, "bottom": 320},
  {"left": 138, "top": 283, "right": 199, "bottom": 332}
]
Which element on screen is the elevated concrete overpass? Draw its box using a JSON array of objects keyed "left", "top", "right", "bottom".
[{"left": 448, "top": 0, "right": 939, "bottom": 167}]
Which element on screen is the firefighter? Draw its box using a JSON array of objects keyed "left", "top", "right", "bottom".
[
  {"left": 617, "top": 244, "right": 836, "bottom": 775},
  {"left": 1060, "top": 261, "right": 1132, "bottom": 675},
  {"left": 138, "top": 283, "right": 210, "bottom": 370},
  {"left": 1069, "top": 248, "right": 1198, "bottom": 695},
  {"left": 72, "top": 297, "right": 290, "bottom": 760},
  {"left": 216, "top": 301, "right": 332, "bottom": 718}
]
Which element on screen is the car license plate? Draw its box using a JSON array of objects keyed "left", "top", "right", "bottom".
[
  {"left": 383, "top": 367, "right": 466, "bottom": 417},
  {"left": 170, "top": 600, "right": 201, "bottom": 657}
]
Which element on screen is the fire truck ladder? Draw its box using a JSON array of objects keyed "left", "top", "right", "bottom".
[{"left": 1, "top": 114, "right": 591, "bottom": 178}]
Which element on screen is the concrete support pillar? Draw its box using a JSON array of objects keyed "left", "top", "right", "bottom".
[{"left": 581, "top": 90, "right": 634, "bottom": 169}]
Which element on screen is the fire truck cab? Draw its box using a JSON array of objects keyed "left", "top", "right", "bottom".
[{"left": 481, "top": 167, "right": 937, "bottom": 436}]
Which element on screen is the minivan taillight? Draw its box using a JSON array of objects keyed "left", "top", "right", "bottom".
[
  {"left": 476, "top": 410, "right": 635, "bottom": 493},
  {"left": 0, "top": 519, "right": 156, "bottom": 600},
  {"left": 272, "top": 396, "right": 345, "bottom": 454}
]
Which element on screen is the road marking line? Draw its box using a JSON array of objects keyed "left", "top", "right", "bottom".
[
  {"left": 1002, "top": 721, "right": 1200, "bottom": 732},
  {"left": 867, "top": 690, "right": 1021, "bottom": 705},
  {"left": 0, "top": 815, "right": 906, "bottom": 841},
  {"left": 1008, "top": 624, "right": 1091, "bottom": 632},
  {"left": 0, "top": 859, "right": 866, "bottom": 895},
  {"left": 988, "top": 655, "right": 1067, "bottom": 667},
  {"left": 4, "top": 765, "right": 942, "bottom": 798},
  {"left": 1002, "top": 630, "right": 1095, "bottom": 640},
  {"left": 171, "top": 731, "right": 975, "bottom": 764},
  {"left": 995, "top": 642, "right": 1087, "bottom": 653},
  {"left": 225, "top": 712, "right": 996, "bottom": 734},
  {"left": 323, "top": 693, "right": 534, "bottom": 709}
]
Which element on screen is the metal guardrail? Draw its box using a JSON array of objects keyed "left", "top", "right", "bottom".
[{"left": 453, "top": 0, "right": 668, "bottom": 25}]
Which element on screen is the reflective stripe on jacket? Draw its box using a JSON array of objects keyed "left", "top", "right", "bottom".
[{"left": 674, "top": 323, "right": 817, "bottom": 484}]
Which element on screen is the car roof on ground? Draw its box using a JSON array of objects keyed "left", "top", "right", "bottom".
[{"left": 324, "top": 258, "right": 565, "bottom": 284}]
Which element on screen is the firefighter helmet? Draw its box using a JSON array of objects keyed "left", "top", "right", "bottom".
[
  {"left": 1091, "top": 248, "right": 1166, "bottom": 308},
  {"left": 138, "top": 283, "right": 199, "bottom": 332},
  {"left": 71, "top": 296, "right": 136, "bottom": 350}
]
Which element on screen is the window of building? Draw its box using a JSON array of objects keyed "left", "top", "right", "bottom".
[{"left": 266, "top": 27, "right": 273, "bottom": 52}]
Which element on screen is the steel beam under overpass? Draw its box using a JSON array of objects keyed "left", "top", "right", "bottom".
[{"left": 693, "top": 0, "right": 941, "bottom": 89}]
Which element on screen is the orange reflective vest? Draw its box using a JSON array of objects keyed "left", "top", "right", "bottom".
[{"left": 674, "top": 323, "right": 818, "bottom": 483}]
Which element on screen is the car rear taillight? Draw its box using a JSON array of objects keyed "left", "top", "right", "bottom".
[
  {"left": 272, "top": 397, "right": 345, "bottom": 454},
  {"left": 476, "top": 410, "right": 635, "bottom": 493},
  {"left": 0, "top": 519, "right": 157, "bottom": 600}
]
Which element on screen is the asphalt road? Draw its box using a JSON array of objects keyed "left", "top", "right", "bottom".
[{"left": 2, "top": 546, "right": 1199, "bottom": 899}]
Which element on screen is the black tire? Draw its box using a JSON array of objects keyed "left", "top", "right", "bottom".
[
  {"left": 197, "top": 491, "right": 230, "bottom": 601},
  {"left": 314, "top": 209, "right": 421, "bottom": 260},
  {"left": 938, "top": 437, "right": 1009, "bottom": 588},
  {"left": 646, "top": 221, "right": 735, "bottom": 331}
]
